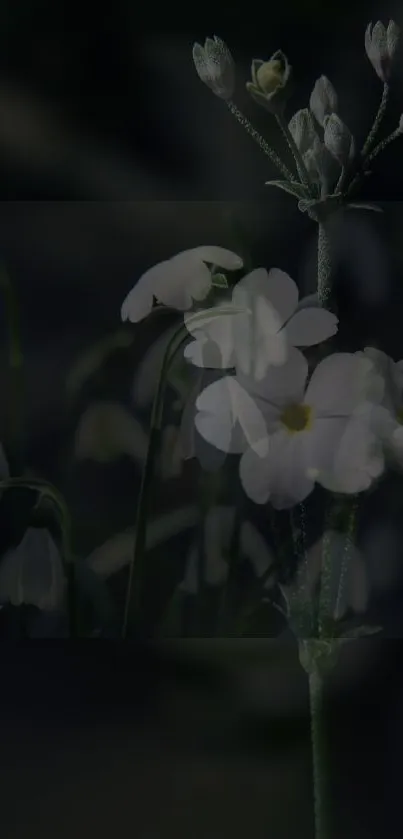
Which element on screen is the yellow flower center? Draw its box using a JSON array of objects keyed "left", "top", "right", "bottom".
[
  {"left": 397, "top": 407, "right": 403, "bottom": 425},
  {"left": 281, "top": 403, "right": 312, "bottom": 433},
  {"left": 256, "top": 60, "right": 284, "bottom": 94}
]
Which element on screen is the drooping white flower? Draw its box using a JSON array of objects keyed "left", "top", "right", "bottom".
[
  {"left": 309, "top": 76, "right": 338, "bottom": 127},
  {"left": 365, "top": 20, "right": 400, "bottom": 82},
  {"left": 0, "top": 528, "right": 66, "bottom": 611},
  {"left": 179, "top": 506, "right": 273, "bottom": 594},
  {"left": 192, "top": 36, "right": 235, "bottom": 100},
  {"left": 195, "top": 350, "right": 384, "bottom": 509},
  {"left": 121, "top": 246, "right": 243, "bottom": 323},
  {"left": 184, "top": 268, "right": 338, "bottom": 380}
]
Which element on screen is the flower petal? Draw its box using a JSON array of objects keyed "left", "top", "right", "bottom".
[
  {"left": 283, "top": 307, "right": 338, "bottom": 347},
  {"left": 311, "top": 415, "right": 384, "bottom": 493},
  {"left": 195, "top": 376, "right": 269, "bottom": 454},
  {"left": 306, "top": 353, "right": 378, "bottom": 417},
  {"left": 238, "top": 346, "right": 308, "bottom": 421},
  {"left": 235, "top": 267, "right": 298, "bottom": 327},
  {"left": 181, "top": 246, "right": 243, "bottom": 271},
  {"left": 240, "top": 431, "right": 315, "bottom": 509}
]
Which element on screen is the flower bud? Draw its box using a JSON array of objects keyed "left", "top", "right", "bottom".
[
  {"left": 246, "top": 50, "right": 292, "bottom": 114},
  {"left": 288, "top": 108, "right": 319, "bottom": 154},
  {"left": 323, "top": 114, "right": 355, "bottom": 167},
  {"left": 365, "top": 20, "right": 400, "bottom": 82},
  {"left": 309, "top": 76, "right": 338, "bottom": 127},
  {"left": 192, "top": 35, "right": 235, "bottom": 99}
]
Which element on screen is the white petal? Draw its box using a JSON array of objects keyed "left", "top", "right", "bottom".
[
  {"left": 240, "top": 431, "right": 315, "bottom": 509},
  {"left": 184, "top": 305, "right": 239, "bottom": 368},
  {"left": 154, "top": 258, "right": 211, "bottom": 310},
  {"left": 180, "top": 246, "right": 243, "bottom": 270},
  {"left": 283, "top": 308, "right": 338, "bottom": 347},
  {"left": 195, "top": 376, "right": 269, "bottom": 454},
  {"left": 238, "top": 346, "right": 308, "bottom": 420},
  {"left": 306, "top": 353, "right": 378, "bottom": 417},
  {"left": 234, "top": 267, "right": 298, "bottom": 327},
  {"left": 121, "top": 277, "right": 155, "bottom": 322},
  {"left": 313, "top": 415, "right": 384, "bottom": 493}
]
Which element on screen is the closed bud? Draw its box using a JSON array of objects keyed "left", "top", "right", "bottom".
[
  {"left": 365, "top": 20, "right": 400, "bottom": 81},
  {"left": 309, "top": 76, "right": 338, "bottom": 127},
  {"left": 192, "top": 35, "right": 235, "bottom": 99},
  {"left": 323, "top": 114, "right": 355, "bottom": 166}
]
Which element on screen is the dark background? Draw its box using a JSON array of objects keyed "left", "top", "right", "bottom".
[{"left": 1, "top": 1, "right": 403, "bottom": 837}]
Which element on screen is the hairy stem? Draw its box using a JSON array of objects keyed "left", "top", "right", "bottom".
[
  {"left": 361, "top": 82, "right": 389, "bottom": 158},
  {"left": 309, "top": 670, "right": 329, "bottom": 839},
  {"left": 317, "top": 222, "right": 332, "bottom": 308},
  {"left": 227, "top": 102, "right": 295, "bottom": 182}
]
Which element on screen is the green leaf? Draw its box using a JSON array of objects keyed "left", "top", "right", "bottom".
[{"left": 265, "top": 179, "right": 309, "bottom": 200}]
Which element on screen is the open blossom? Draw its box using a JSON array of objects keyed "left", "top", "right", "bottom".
[
  {"left": 246, "top": 51, "right": 292, "bottom": 114},
  {"left": 365, "top": 20, "right": 400, "bottom": 82},
  {"left": 184, "top": 267, "right": 338, "bottom": 381},
  {"left": 192, "top": 36, "right": 235, "bottom": 99},
  {"left": 121, "top": 246, "right": 243, "bottom": 323},
  {"left": 194, "top": 350, "right": 384, "bottom": 509}
]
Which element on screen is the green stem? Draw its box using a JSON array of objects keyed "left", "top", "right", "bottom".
[
  {"left": 317, "top": 222, "right": 332, "bottom": 308},
  {"left": 309, "top": 669, "right": 329, "bottom": 839},
  {"left": 122, "top": 306, "right": 247, "bottom": 638},
  {"left": 227, "top": 101, "right": 295, "bottom": 182},
  {"left": 276, "top": 114, "right": 315, "bottom": 195},
  {"left": 0, "top": 265, "right": 24, "bottom": 475},
  {"left": 361, "top": 82, "right": 389, "bottom": 159},
  {"left": 334, "top": 497, "right": 358, "bottom": 621}
]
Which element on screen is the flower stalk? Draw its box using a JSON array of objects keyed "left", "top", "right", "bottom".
[
  {"left": 309, "top": 669, "right": 329, "bottom": 839},
  {"left": 317, "top": 222, "right": 333, "bottom": 308},
  {"left": 227, "top": 101, "right": 295, "bottom": 182},
  {"left": 361, "top": 82, "right": 389, "bottom": 158}
]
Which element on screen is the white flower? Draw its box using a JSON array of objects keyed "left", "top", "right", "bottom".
[
  {"left": 121, "top": 246, "right": 243, "bottom": 323},
  {"left": 365, "top": 20, "right": 400, "bottom": 82},
  {"left": 323, "top": 114, "right": 355, "bottom": 167},
  {"left": 0, "top": 528, "right": 66, "bottom": 611},
  {"left": 179, "top": 506, "right": 273, "bottom": 594},
  {"left": 309, "top": 76, "right": 338, "bottom": 127},
  {"left": 192, "top": 36, "right": 235, "bottom": 100},
  {"left": 184, "top": 268, "right": 338, "bottom": 380},
  {"left": 196, "top": 350, "right": 384, "bottom": 509}
]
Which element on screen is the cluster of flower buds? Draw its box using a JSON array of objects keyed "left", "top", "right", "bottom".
[{"left": 192, "top": 20, "right": 401, "bottom": 198}]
